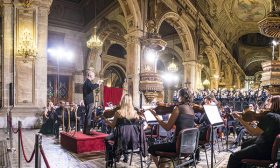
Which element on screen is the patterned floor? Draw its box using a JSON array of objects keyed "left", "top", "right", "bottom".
[{"left": 0, "top": 129, "right": 236, "bottom": 168}]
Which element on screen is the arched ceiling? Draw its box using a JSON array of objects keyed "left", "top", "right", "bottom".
[
  {"left": 49, "top": 0, "right": 116, "bottom": 31},
  {"left": 196, "top": 0, "right": 272, "bottom": 76}
]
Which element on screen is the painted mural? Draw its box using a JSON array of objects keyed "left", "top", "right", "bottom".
[{"left": 233, "top": 0, "right": 266, "bottom": 22}]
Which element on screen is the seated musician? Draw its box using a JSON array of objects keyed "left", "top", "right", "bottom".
[
  {"left": 227, "top": 96, "right": 280, "bottom": 168},
  {"left": 39, "top": 101, "right": 55, "bottom": 135},
  {"left": 148, "top": 87, "right": 195, "bottom": 165},
  {"left": 104, "top": 94, "right": 147, "bottom": 165},
  {"left": 53, "top": 101, "right": 68, "bottom": 139}
]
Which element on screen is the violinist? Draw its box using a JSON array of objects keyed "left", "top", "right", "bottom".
[
  {"left": 227, "top": 96, "right": 280, "bottom": 168},
  {"left": 104, "top": 94, "right": 147, "bottom": 166},
  {"left": 148, "top": 87, "right": 195, "bottom": 166}
]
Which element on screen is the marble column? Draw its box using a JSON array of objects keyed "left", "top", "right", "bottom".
[
  {"left": 0, "top": 0, "right": 52, "bottom": 128},
  {"left": 183, "top": 60, "right": 196, "bottom": 90},
  {"left": 196, "top": 63, "right": 204, "bottom": 90},
  {"left": 87, "top": 48, "right": 102, "bottom": 77},
  {"left": 0, "top": 0, "right": 14, "bottom": 128},
  {"left": 124, "top": 31, "right": 142, "bottom": 107}
]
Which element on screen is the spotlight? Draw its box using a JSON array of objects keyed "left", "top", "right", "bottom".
[{"left": 272, "top": 40, "right": 279, "bottom": 46}]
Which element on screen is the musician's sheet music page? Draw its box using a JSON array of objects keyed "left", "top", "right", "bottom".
[
  {"left": 142, "top": 106, "right": 162, "bottom": 122},
  {"left": 203, "top": 105, "right": 224, "bottom": 125}
]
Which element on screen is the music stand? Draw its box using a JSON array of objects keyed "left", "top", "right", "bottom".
[{"left": 203, "top": 105, "right": 224, "bottom": 168}]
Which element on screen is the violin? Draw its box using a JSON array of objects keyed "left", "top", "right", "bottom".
[
  {"left": 102, "top": 106, "right": 145, "bottom": 118},
  {"left": 151, "top": 102, "right": 186, "bottom": 115},
  {"left": 192, "top": 104, "right": 205, "bottom": 113},
  {"left": 103, "top": 106, "right": 120, "bottom": 118}
]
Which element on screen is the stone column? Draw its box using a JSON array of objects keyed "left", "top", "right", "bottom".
[
  {"left": 0, "top": 0, "right": 14, "bottom": 128},
  {"left": 1, "top": 0, "right": 13, "bottom": 109},
  {"left": 124, "top": 31, "right": 142, "bottom": 107},
  {"left": 210, "top": 76, "right": 219, "bottom": 90},
  {"left": 87, "top": 48, "right": 102, "bottom": 77},
  {"left": 3, "top": 0, "right": 53, "bottom": 128},
  {"left": 196, "top": 63, "right": 204, "bottom": 90},
  {"left": 183, "top": 60, "right": 196, "bottom": 90}
]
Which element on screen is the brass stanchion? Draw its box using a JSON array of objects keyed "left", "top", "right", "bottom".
[{"left": 35, "top": 134, "right": 42, "bottom": 168}]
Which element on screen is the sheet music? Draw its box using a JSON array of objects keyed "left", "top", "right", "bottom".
[
  {"left": 203, "top": 105, "right": 224, "bottom": 125},
  {"left": 143, "top": 109, "right": 162, "bottom": 122}
]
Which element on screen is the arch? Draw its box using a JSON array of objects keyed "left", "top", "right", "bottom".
[
  {"left": 101, "top": 62, "right": 126, "bottom": 78},
  {"left": 157, "top": 12, "right": 196, "bottom": 61},
  {"left": 204, "top": 46, "right": 219, "bottom": 75},
  {"left": 107, "top": 44, "right": 127, "bottom": 58},
  {"left": 117, "top": 0, "right": 142, "bottom": 31},
  {"left": 101, "top": 63, "right": 126, "bottom": 88}
]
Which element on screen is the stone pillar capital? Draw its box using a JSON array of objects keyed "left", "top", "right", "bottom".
[
  {"left": 124, "top": 30, "right": 143, "bottom": 44},
  {"left": 183, "top": 60, "right": 197, "bottom": 66}
]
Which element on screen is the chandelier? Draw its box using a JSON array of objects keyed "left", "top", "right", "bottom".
[
  {"left": 17, "top": 29, "right": 37, "bottom": 62},
  {"left": 86, "top": 26, "right": 103, "bottom": 50},
  {"left": 167, "top": 57, "right": 178, "bottom": 72},
  {"left": 258, "top": 0, "right": 280, "bottom": 38}
]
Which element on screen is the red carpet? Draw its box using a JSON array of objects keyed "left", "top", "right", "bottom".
[{"left": 60, "top": 131, "right": 108, "bottom": 154}]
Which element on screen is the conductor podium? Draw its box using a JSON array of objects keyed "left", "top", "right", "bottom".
[{"left": 60, "top": 131, "right": 108, "bottom": 154}]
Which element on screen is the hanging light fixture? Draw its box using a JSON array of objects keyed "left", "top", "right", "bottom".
[
  {"left": 167, "top": 35, "right": 178, "bottom": 72},
  {"left": 86, "top": 1, "right": 103, "bottom": 50},
  {"left": 17, "top": 29, "right": 37, "bottom": 62},
  {"left": 168, "top": 57, "right": 178, "bottom": 72},
  {"left": 87, "top": 26, "right": 103, "bottom": 49}
]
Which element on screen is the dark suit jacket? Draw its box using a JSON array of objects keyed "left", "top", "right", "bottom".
[{"left": 83, "top": 78, "right": 99, "bottom": 106}]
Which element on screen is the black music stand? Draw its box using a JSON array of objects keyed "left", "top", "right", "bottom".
[{"left": 203, "top": 105, "right": 224, "bottom": 168}]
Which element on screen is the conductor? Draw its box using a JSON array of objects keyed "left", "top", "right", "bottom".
[{"left": 83, "top": 69, "right": 103, "bottom": 135}]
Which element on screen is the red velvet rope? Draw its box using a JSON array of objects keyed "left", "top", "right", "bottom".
[
  {"left": 40, "top": 146, "right": 50, "bottom": 168},
  {"left": 7, "top": 116, "right": 19, "bottom": 134},
  {"left": 19, "top": 129, "right": 35, "bottom": 163}
]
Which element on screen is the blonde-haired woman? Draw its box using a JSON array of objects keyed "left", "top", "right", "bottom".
[{"left": 105, "top": 94, "right": 147, "bottom": 167}]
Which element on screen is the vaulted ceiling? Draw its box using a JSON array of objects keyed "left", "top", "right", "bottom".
[
  {"left": 48, "top": 0, "right": 274, "bottom": 77},
  {"left": 49, "top": 0, "right": 116, "bottom": 31},
  {"left": 196, "top": 0, "right": 273, "bottom": 76}
]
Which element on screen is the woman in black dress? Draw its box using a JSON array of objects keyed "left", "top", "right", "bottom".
[
  {"left": 148, "top": 87, "right": 195, "bottom": 166},
  {"left": 39, "top": 101, "right": 55, "bottom": 134}
]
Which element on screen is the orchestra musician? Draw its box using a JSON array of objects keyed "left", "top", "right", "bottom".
[
  {"left": 147, "top": 87, "right": 195, "bottom": 166},
  {"left": 227, "top": 96, "right": 280, "bottom": 168},
  {"left": 83, "top": 69, "right": 103, "bottom": 135},
  {"left": 104, "top": 94, "right": 147, "bottom": 166}
]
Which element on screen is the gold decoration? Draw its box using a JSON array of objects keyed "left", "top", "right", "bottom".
[
  {"left": 167, "top": 57, "right": 178, "bottom": 72},
  {"left": 17, "top": 29, "right": 37, "bottom": 63},
  {"left": 261, "top": 60, "right": 280, "bottom": 95},
  {"left": 139, "top": 72, "right": 163, "bottom": 102},
  {"left": 87, "top": 27, "right": 103, "bottom": 50},
  {"left": 258, "top": 0, "right": 280, "bottom": 38}
]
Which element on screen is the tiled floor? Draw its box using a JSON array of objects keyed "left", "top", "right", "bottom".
[{"left": 0, "top": 129, "right": 235, "bottom": 168}]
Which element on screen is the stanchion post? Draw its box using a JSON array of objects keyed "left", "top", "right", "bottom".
[
  {"left": 35, "top": 133, "right": 42, "bottom": 168},
  {"left": 5, "top": 113, "right": 8, "bottom": 134},
  {"left": 7, "top": 110, "right": 15, "bottom": 152},
  {"left": 18, "top": 121, "right": 22, "bottom": 168}
]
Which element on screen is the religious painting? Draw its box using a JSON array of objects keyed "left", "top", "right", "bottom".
[{"left": 233, "top": 0, "right": 266, "bottom": 22}]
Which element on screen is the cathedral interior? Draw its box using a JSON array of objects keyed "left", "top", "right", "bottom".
[{"left": 0, "top": 0, "right": 280, "bottom": 167}]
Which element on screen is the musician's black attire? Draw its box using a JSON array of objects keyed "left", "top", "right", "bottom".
[
  {"left": 77, "top": 105, "right": 86, "bottom": 131},
  {"left": 53, "top": 107, "right": 68, "bottom": 138},
  {"left": 83, "top": 78, "right": 99, "bottom": 135},
  {"left": 148, "top": 104, "right": 194, "bottom": 156},
  {"left": 227, "top": 112, "right": 280, "bottom": 168}
]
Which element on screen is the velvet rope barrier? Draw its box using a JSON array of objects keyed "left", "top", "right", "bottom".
[
  {"left": 19, "top": 129, "right": 35, "bottom": 163},
  {"left": 40, "top": 146, "right": 50, "bottom": 168},
  {"left": 7, "top": 116, "right": 19, "bottom": 134}
]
